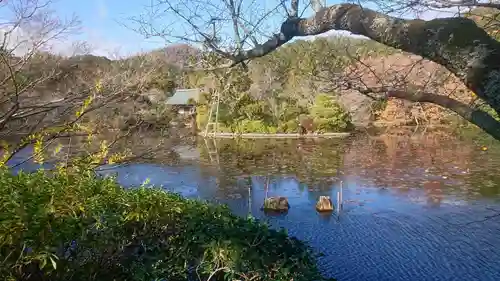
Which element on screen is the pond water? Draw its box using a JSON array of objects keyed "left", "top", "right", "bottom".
[{"left": 10, "top": 132, "right": 500, "bottom": 281}]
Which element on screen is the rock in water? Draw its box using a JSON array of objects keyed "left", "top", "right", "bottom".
[
  {"left": 262, "top": 197, "right": 289, "bottom": 212},
  {"left": 316, "top": 196, "right": 334, "bottom": 212}
]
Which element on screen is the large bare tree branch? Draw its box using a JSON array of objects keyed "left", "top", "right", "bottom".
[
  {"left": 424, "top": 0, "right": 500, "bottom": 10},
  {"left": 387, "top": 90, "right": 500, "bottom": 138},
  {"left": 234, "top": 4, "right": 500, "bottom": 103},
  {"left": 132, "top": 0, "right": 500, "bottom": 139},
  {"left": 226, "top": 2, "right": 500, "bottom": 138}
]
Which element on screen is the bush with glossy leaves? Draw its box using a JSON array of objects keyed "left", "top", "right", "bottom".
[{"left": 0, "top": 167, "right": 335, "bottom": 281}]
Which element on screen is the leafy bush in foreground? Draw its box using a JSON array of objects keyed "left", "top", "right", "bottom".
[{"left": 0, "top": 168, "right": 334, "bottom": 281}]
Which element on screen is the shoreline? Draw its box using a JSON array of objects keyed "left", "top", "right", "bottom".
[{"left": 200, "top": 132, "right": 352, "bottom": 138}]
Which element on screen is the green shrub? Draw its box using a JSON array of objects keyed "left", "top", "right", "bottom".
[
  {"left": 0, "top": 168, "right": 332, "bottom": 281},
  {"left": 277, "top": 120, "right": 299, "bottom": 133},
  {"left": 231, "top": 120, "right": 278, "bottom": 133},
  {"left": 196, "top": 104, "right": 209, "bottom": 130},
  {"left": 311, "top": 94, "right": 352, "bottom": 132},
  {"left": 241, "top": 101, "right": 269, "bottom": 121},
  {"left": 280, "top": 103, "right": 308, "bottom": 124}
]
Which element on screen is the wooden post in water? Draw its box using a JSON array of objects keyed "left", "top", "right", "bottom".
[
  {"left": 265, "top": 176, "right": 270, "bottom": 199},
  {"left": 336, "top": 191, "right": 340, "bottom": 213},
  {"left": 248, "top": 180, "right": 252, "bottom": 217},
  {"left": 340, "top": 181, "right": 343, "bottom": 210}
]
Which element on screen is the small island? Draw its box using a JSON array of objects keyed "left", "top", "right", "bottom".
[{"left": 195, "top": 93, "right": 354, "bottom": 137}]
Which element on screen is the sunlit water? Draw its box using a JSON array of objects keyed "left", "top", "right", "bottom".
[{"left": 10, "top": 132, "right": 500, "bottom": 281}]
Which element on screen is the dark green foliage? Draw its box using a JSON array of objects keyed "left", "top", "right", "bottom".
[
  {"left": 227, "top": 120, "right": 278, "bottom": 133},
  {"left": 197, "top": 92, "right": 351, "bottom": 133},
  {"left": 191, "top": 37, "right": 378, "bottom": 133},
  {"left": 277, "top": 120, "right": 300, "bottom": 133},
  {"left": 0, "top": 168, "right": 334, "bottom": 281},
  {"left": 310, "top": 94, "right": 352, "bottom": 132}
]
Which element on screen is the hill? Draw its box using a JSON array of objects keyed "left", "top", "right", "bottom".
[{"left": 3, "top": 16, "right": 498, "bottom": 141}]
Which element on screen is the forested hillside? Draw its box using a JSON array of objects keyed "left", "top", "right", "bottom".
[{"left": 3, "top": 7, "right": 499, "bottom": 140}]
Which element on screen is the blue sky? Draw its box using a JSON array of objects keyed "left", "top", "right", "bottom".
[
  {"left": 20, "top": 0, "right": 455, "bottom": 57},
  {"left": 51, "top": 0, "right": 165, "bottom": 56},
  {"left": 48, "top": 0, "right": 369, "bottom": 56},
  {"left": 52, "top": 0, "right": 324, "bottom": 56}
]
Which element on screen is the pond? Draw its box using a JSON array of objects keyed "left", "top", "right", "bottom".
[{"left": 10, "top": 131, "right": 500, "bottom": 281}]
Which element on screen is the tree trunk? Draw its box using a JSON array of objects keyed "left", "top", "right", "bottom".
[{"left": 232, "top": 3, "right": 500, "bottom": 139}]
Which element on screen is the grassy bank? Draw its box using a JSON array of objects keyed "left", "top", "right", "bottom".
[{"left": 0, "top": 167, "right": 334, "bottom": 281}]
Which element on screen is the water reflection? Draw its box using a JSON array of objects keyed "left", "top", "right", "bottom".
[{"left": 9, "top": 132, "right": 500, "bottom": 281}]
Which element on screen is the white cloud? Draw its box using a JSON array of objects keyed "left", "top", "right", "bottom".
[
  {"left": 0, "top": 24, "right": 71, "bottom": 56},
  {"left": 415, "top": 7, "right": 468, "bottom": 20},
  {"left": 0, "top": 26, "right": 31, "bottom": 56},
  {"left": 0, "top": 23, "right": 95, "bottom": 57},
  {"left": 0, "top": 23, "right": 164, "bottom": 59},
  {"left": 302, "top": 29, "right": 367, "bottom": 41}
]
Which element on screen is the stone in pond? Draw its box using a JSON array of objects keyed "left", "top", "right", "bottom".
[
  {"left": 316, "top": 196, "right": 334, "bottom": 212},
  {"left": 262, "top": 197, "right": 289, "bottom": 212}
]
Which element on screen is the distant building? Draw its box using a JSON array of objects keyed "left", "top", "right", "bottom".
[
  {"left": 166, "top": 88, "right": 200, "bottom": 132},
  {"left": 165, "top": 88, "right": 201, "bottom": 115}
]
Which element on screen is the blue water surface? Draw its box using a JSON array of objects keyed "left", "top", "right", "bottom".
[{"left": 10, "top": 136, "right": 500, "bottom": 281}]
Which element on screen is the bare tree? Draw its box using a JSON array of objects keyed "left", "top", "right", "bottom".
[
  {"left": 131, "top": 0, "right": 500, "bottom": 140},
  {"left": 0, "top": 0, "right": 167, "bottom": 167}
]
